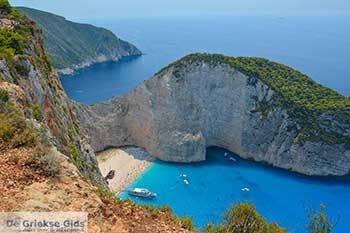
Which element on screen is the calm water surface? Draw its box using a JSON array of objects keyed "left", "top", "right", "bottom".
[
  {"left": 60, "top": 16, "right": 350, "bottom": 232},
  {"left": 61, "top": 16, "right": 350, "bottom": 104}
]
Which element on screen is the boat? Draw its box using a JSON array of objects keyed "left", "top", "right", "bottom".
[
  {"left": 229, "top": 157, "right": 236, "bottom": 162},
  {"left": 128, "top": 188, "right": 157, "bottom": 198},
  {"left": 241, "top": 187, "right": 250, "bottom": 192},
  {"left": 183, "top": 179, "right": 189, "bottom": 185}
]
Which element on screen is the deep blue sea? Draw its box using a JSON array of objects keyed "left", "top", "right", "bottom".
[
  {"left": 60, "top": 16, "right": 350, "bottom": 232},
  {"left": 61, "top": 16, "right": 350, "bottom": 104}
]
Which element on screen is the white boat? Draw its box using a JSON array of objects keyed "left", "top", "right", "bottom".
[
  {"left": 128, "top": 188, "right": 157, "bottom": 198},
  {"left": 180, "top": 173, "right": 187, "bottom": 178},
  {"left": 229, "top": 157, "right": 237, "bottom": 162},
  {"left": 241, "top": 187, "right": 250, "bottom": 192},
  {"left": 184, "top": 179, "right": 189, "bottom": 185}
]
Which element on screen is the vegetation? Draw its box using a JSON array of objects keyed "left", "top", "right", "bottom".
[
  {"left": 32, "top": 104, "right": 43, "bottom": 121},
  {"left": 0, "top": 89, "right": 9, "bottom": 102},
  {"left": 0, "top": 91, "right": 36, "bottom": 150},
  {"left": 204, "top": 202, "right": 286, "bottom": 233},
  {"left": 0, "top": 0, "right": 11, "bottom": 15},
  {"left": 306, "top": 205, "right": 336, "bottom": 233},
  {"left": 162, "top": 53, "right": 350, "bottom": 144},
  {"left": 16, "top": 7, "right": 140, "bottom": 70},
  {"left": 0, "top": 1, "right": 32, "bottom": 60},
  {"left": 94, "top": 185, "right": 196, "bottom": 231},
  {"left": 25, "top": 146, "right": 60, "bottom": 178},
  {"left": 0, "top": 28, "right": 26, "bottom": 56},
  {"left": 177, "top": 215, "right": 195, "bottom": 230}
]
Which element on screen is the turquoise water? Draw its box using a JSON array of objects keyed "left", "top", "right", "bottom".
[{"left": 120, "top": 147, "right": 350, "bottom": 232}]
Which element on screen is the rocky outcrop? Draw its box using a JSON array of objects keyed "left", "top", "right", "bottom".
[{"left": 75, "top": 54, "right": 350, "bottom": 176}]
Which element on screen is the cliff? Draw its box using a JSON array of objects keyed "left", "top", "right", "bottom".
[
  {"left": 16, "top": 7, "right": 141, "bottom": 74},
  {"left": 76, "top": 53, "right": 350, "bottom": 176},
  {"left": 0, "top": 2, "right": 104, "bottom": 185},
  {"left": 0, "top": 3, "right": 195, "bottom": 232}
]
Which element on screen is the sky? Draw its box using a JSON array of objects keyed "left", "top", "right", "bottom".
[{"left": 9, "top": 0, "right": 350, "bottom": 20}]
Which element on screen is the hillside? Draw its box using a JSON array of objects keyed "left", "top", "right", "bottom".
[
  {"left": 16, "top": 7, "right": 141, "bottom": 74},
  {"left": 76, "top": 53, "right": 350, "bottom": 176}
]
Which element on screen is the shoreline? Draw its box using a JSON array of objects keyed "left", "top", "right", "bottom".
[
  {"left": 58, "top": 54, "right": 143, "bottom": 76},
  {"left": 97, "top": 147, "right": 154, "bottom": 194}
]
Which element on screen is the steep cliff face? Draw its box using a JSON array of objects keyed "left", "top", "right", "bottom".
[
  {"left": 0, "top": 5, "right": 104, "bottom": 184},
  {"left": 76, "top": 54, "right": 350, "bottom": 176},
  {"left": 17, "top": 7, "right": 142, "bottom": 75}
]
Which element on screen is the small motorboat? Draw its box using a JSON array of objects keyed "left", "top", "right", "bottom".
[
  {"left": 180, "top": 173, "right": 187, "bottom": 178},
  {"left": 128, "top": 188, "right": 157, "bottom": 198},
  {"left": 229, "top": 157, "right": 237, "bottom": 162},
  {"left": 224, "top": 152, "right": 228, "bottom": 157},
  {"left": 183, "top": 179, "right": 189, "bottom": 185},
  {"left": 241, "top": 187, "right": 250, "bottom": 192}
]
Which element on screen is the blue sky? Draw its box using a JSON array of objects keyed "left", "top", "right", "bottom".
[{"left": 9, "top": 0, "right": 350, "bottom": 20}]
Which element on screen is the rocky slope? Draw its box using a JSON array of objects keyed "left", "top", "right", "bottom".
[
  {"left": 76, "top": 54, "right": 350, "bottom": 176},
  {"left": 1, "top": 1, "right": 104, "bottom": 186},
  {"left": 17, "top": 7, "right": 141, "bottom": 74}
]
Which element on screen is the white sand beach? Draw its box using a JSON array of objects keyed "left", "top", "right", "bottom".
[{"left": 97, "top": 147, "right": 154, "bottom": 194}]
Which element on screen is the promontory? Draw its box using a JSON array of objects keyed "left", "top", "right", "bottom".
[
  {"left": 17, "top": 7, "right": 141, "bottom": 74},
  {"left": 75, "top": 53, "right": 350, "bottom": 176}
]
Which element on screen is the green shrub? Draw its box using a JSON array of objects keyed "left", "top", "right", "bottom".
[
  {"left": 178, "top": 215, "right": 194, "bottom": 230},
  {"left": 26, "top": 146, "right": 60, "bottom": 178},
  {"left": 0, "top": 89, "right": 9, "bottom": 102},
  {"left": 0, "top": 28, "right": 26, "bottom": 56},
  {"left": 205, "top": 202, "right": 286, "bottom": 233},
  {"left": 32, "top": 104, "right": 43, "bottom": 121},
  {"left": 0, "top": 0, "right": 12, "bottom": 15},
  {"left": 307, "top": 204, "right": 335, "bottom": 233},
  {"left": 0, "top": 110, "right": 36, "bottom": 150}
]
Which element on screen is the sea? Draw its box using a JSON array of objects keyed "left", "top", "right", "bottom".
[{"left": 60, "top": 16, "right": 350, "bottom": 232}]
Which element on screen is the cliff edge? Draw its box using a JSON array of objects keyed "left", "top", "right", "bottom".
[{"left": 76, "top": 53, "right": 350, "bottom": 176}]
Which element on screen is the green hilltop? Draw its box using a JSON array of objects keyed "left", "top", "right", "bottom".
[
  {"left": 16, "top": 7, "right": 141, "bottom": 71},
  {"left": 162, "top": 53, "right": 350, "bottom": 144}
]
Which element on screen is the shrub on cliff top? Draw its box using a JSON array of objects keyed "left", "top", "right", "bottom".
[
  {"left": 162, "top": 53, "right": 350, "bottom": 144},
  {"left": 0, "top": 28, "right": 26, "bottom": 57},
  {"left": 0, "top": 0, "right": 12, "bottom": 15},
  {"left": 204, "top": 202, "right": 286, "bottom": 233}
]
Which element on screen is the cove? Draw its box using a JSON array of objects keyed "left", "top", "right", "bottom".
[
  {"left": 119, "top": 147, "right": 350, "bottom": 232},
  {"left": 59, "top": 15, "right": 350, "bottom": 232}
]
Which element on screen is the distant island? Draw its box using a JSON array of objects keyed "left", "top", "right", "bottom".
[{"left": 16, "top": 7, "right": 142, "bottom": 74}]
